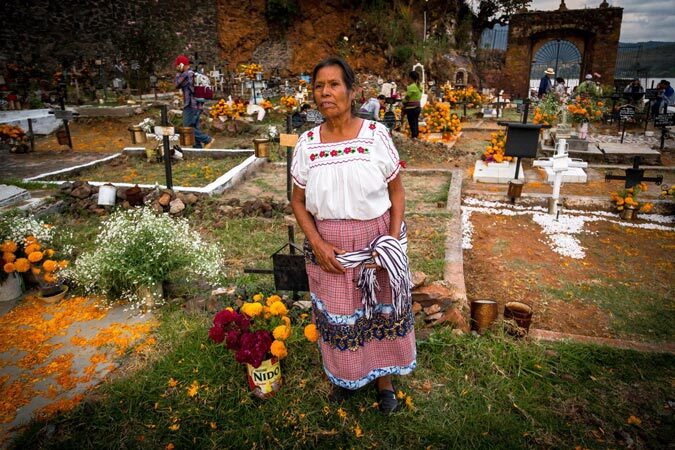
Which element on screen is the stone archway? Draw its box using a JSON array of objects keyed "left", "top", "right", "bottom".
[
  {"left": 530, "top": 39, "right": 582, "bottom": 89},
  {"left": 503, "top": 3, "right": 623, "bottom": 98}
]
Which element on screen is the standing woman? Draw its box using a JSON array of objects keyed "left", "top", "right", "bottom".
[
  {"left": 291, "top": 57, "right": 416, "bottom": 414},
  {"left": 404, "top": 70, "right": 422, "bottom": 139}
]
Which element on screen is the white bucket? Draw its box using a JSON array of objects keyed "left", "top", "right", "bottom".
[{"left": 98, "top": 184, "right": 117, "bottom": 206}]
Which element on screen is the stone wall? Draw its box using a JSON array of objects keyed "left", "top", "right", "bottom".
[
  {"left": 503, "top": 5, "right": 623, "bottom": 98},
  {"left": 0, "top": 0, "right": 218, "bottom": 74}
]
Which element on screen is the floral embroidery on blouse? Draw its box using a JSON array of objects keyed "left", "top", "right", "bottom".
[
  {"left": 307, "top": 131, "right": 314, "bottom": 141},
  {"left": 369, "top": 122, "right": 376, "bottom": 130},
  {"left": 309, "top": 146, "right": 369, "bottom": 161}
]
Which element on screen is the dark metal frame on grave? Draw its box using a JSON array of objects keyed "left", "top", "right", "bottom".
[{"left": 244, "top": 114, "right": 309, "bottom": 299}]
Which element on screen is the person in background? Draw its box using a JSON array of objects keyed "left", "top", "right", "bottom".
[
  {"left": 538, "top": 68, "right": 555, "bottom": 98},
  {"left": 404, "top": 71, "right": 422, "bottom": 139},
  {"left": 652, "top": 80, "right": 675, "bottom": 115},
  {"left": 358, "top": 94, "right": 386, "bottom": 121},
  {"left": 174, "top": 55, "right": 214, "bottom": 149},
  {"left": 623, "top": 78, "right": 644, "bottom": 106},
  {"left": 578, "top": 74, "right": 599, "bottom": 97},
  {"left": 291, "top": 57, "right": 415, "bottom": 415},
  {"left": 554, "top": 77, "right": 566, "bottom": 97}
]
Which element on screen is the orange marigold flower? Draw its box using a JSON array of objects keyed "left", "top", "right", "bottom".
[
  {"left": 270, "top": 340, "right": 287, "bottom": 359},
  {"left": 32, "top": 267, "right": 41, "bottom": 276},
  {"left": 3, "top": 262, "right": 15, "bottom": 273},
  {"left": 0, "top": 240, "right": 17, "bottom": 253},
  {"left": 28, "top": 251, "right": 44, "bottom": 263},
  {"left": 3, "top": 252, "right": 16, "bottom": 263},
  {"left": 14, "top": 258, "right": 30, "bottom": 272},
  {"left": 43, "top": 260, "right": 58, "bottom": 272},
  {"left": 45, "top": 249, "right": 55, "bottom": 257},
  {"left": 24, "top": 236, "right": 37, "bottom": 245},
  {"left": 304, "top": 324, "right": 319, "bottom": 342},
  {"left": 58, "top": 260, "right": 69, "bottom": 269},
  {"left": 272, "top": 325, "right": 291, "bottom": 341},
  {"left": 269, "top": 301, "right": 288, "bottom": 316},
  {"left": 25, "top": 243, "right": 40, "bottom": 254},
  {"left": 44, "top": 273, "right": 57, "bottom": 284}
]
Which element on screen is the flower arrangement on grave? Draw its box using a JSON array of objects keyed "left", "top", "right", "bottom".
[
  {"left": 660, "top": 184, "right": 675, "bottom": 199},
  {"left": 566, "top": 96, "right": 604, "bottom": 124},
  {"left": 610, "top": 183, "right": 653, "bottom": 213},
  {"left": 421, "top": 102, "right": 462, "bottom": 139},
  {"left": 209, "top": 98, "right": 247, "bottom": 120},
  {"left": 260, "top": 99, "right": 273, "bottom": 110},
  {"left": 2, "top": 237, "right": 69, "bottom": 293},
  {"left": 482, "top": 130, "right": 512, "bottom": 164},
  {"left": 441, "top": 83, "right": 459, "bottom": 106},
  {"left": 458, "top": 86, "right": 484, "bottom": 108},
  {"left": 239, "top": 63, "right": 263, "bottom": 80},
  {"left": 69, "top": 208, "right": 224, "bottom": 308},
  {"left": 209, "top": 294, "right": 292, "bottom": 368},
  {"left": 0, "top": 124, "right": 25, "bottom": 143},
  {"left": 1, "top": 214, "right": 70, "bottom": 297},
  {"left": 280, "top": 95, "right": 298, "bottom": 112},
  {"left": 533, "top": 93, "right": 561, "bottom": 126},
  {"left": 137, "top": 118, "right": 155, "bottom": 134}
]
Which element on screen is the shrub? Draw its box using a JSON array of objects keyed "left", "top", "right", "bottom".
[{"left": 69, "top": 208, "right": 224, "bottom": 307}]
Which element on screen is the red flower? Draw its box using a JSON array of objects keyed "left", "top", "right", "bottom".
[
  {"left": 399, "top": 160, "right": 407, "bottom": 168},
  {"left": 330, "top": 150, "right": 338, "bottom": 157},
  {"left": 213, "top": 309, "right": 238, "bottom": 328},
  {"left": 307, "top": 131, "right": 314, "bottom": 139},
  {"left": 310, "top": 154, "right": 316, "bottom": 161},
  {"left": 208, "top": 325, "right": 225, "bottom": 343},
  {"left": 319, "top": 151, "right": 326, "bottom": 157},
  {"left": 344, "top": 148, "right": 351, "bottom": 154},
  {"left": 369, "top": 122, "right": 376, "bottom": 130},
  {"left": 357, "top": 147, "right": 365, "bottom": 153}
]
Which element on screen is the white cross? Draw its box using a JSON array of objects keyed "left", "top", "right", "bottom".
[{"left": 533, "top": 138, "right": 588, "bottom": 215}]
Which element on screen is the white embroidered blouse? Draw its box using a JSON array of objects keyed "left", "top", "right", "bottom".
[{"left": 291, "top": 120, "right": 400, "bottom": 221}]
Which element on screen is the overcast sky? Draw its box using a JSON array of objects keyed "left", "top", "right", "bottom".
[{"left": 529, "top": 0, "right": 675, "bottom": 42}]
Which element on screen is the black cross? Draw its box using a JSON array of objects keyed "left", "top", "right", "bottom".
[{"left": 605, "top": 156, "right": 663, "bottom": 188}]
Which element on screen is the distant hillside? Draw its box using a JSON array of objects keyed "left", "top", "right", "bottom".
[{"left": 617, "top": 41, "right": 675, "bottom": 77}]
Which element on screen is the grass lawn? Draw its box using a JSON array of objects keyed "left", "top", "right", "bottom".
[
  {"left": 63, "top": 155, "right": 249, "bottom": 187},
  {"left": 11, "top": 308, "right": 674, "bottom": 449}
]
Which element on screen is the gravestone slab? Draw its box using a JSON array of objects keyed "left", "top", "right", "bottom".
[
  {"left": 554, "top": 136, "right": 588, "bottom": 151},
  {"left": 473, "top": 160, "right": 526, "bottom": 184},
  {"left": 0, "top": 185, "right": 30, "bottom": 207}
]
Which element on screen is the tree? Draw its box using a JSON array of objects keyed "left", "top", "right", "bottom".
[{"left": 471, "top": 0, "right": 531, "bottom": 41}]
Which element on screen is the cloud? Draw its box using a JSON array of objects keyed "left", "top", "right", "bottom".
[{"left": 529, "top": 0, "right": 675, "bottom": 42}]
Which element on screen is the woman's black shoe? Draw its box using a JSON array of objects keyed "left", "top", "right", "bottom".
[
  {"left": 328, "top": 385, "right": 354, "bottom": 403},
  {"left": 376, "top": 389, "right": 398, "bottom": 414}
]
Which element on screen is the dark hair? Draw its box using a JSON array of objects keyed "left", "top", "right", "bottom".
[
  {"left": 555, "top": 77, "right": 564, "bottom": 83},
  {"left": 660, "top": 80, "right": 670, "bottom": 86},
  {"left": 409, "top": 71, "right": 420, "bottom": 83},
  {"left": 311, "top": 57, "right": 355, "bottom": 91},
  {"left": 377, "top": 94, "right": 386, "bottom": 100}
]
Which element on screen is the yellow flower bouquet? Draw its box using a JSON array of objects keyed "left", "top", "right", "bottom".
[
  {"left": 2, "top": 236, "right": 69, "bottom": 296},
  {"left": 610, "top": 183, "right": 653, "bottom": 214},
  {"left": 482, "top": 130, "right": 512, "bottom": 164},
  {"left": 567, "top": 96, "right": 604, "bottom": 124}
]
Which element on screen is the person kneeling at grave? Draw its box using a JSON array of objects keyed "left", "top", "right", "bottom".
[{"left": 358, "top": 94, "right": 386, "bottom": 121}]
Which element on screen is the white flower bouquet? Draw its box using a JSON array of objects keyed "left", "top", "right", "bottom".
[{"left": 68, "top": 208, "right": 224, "bottom": 308}]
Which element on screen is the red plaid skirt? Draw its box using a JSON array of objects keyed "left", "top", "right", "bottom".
[{"left": 307, "top": 211, "right": 416, "bottom": 390}]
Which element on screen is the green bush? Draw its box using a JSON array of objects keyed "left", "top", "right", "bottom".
[{"left": 393, "top": 45, "right": 414, "bottom": 65}]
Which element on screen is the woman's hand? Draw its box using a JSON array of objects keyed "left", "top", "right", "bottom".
[{"left": 311, "top": 239, "right": 346, "bottom": 274}]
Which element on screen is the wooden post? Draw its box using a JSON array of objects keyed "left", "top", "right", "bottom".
[{"left": 161, "top": 105, "right": 173, "bottom": 189}]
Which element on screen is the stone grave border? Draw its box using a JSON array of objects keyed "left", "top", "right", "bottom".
[{"left": 23, "top": 148, "right": 262, "bottom": 195}]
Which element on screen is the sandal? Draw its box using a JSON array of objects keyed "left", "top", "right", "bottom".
[
  {"left": 376, "top": 388, "right": 398, "bottom": 414},
  {"left": 328, "top": 384, "right": 354, "bottom": 403}
]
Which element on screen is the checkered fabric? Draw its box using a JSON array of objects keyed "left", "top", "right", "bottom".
[{"left": 307, "top": 211, "right": 416, "bottom": 390}]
